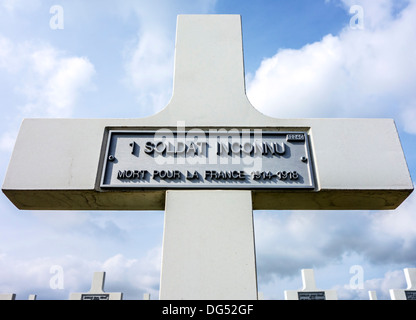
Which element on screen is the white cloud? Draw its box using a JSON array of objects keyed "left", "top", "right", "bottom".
[
  {"left": 0, "top": 131, "right": 16, "bottom": 152},
  {"left": 247, "top": 0, "right": 416, "bottom": 134},
  {"left": 123, "top": 29, "right": 174, "bottom": 115},
  {"left": 16, "top": 43, "right": 96, "bottom": 118},
  {"left": 371, "top": 190, "right": 416, "bottom": 251},
  {"left": 0, "top": 35, "right": 95, "bottom": 151},
  {"left": 401, "top": 102, "right": 416, "bottom": 134},
  {"left": 1, "top": 0, "right": 414, "bottom": 300}
]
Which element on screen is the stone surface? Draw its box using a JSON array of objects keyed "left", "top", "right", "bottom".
[
  {"left": 1, "top": 14, "right": 414, "bottom": 301},
  {"left": 69, "top": 272, "right": 122, "bottom": 300}
]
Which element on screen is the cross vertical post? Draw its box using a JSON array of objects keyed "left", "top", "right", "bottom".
[{"left": 390, "top": 268, "right": 416, "bottom": 300}]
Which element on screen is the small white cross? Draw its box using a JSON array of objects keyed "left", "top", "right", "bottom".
[
  {"left": 69, "top": 272, "right": 122, "bottom": 300},
  {"left": 390, "top": 268, "right": 416, "bottom": 300},
  {"left": 284, "top": 269, "right": 338, "bottom": 300},
  {"left": 0, "top": 293, "right": 16, "bottom": 300}
]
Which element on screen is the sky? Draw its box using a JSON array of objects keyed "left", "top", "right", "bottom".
[{"left": 0, "top": 0, "right": 415, "bottom": 300}]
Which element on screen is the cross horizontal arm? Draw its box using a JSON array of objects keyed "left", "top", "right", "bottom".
[{"left": 2, "top": 117, "right": 412, "bottom": 211}]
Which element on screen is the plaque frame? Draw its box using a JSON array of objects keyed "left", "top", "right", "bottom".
[{"left": 99, "top": 129, "right": 316, "bottom": 190}]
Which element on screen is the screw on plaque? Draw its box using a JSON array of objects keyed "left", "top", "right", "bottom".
[
  {"left": 108, "top": 155, "right": 115, "bottom": 162},
  {"left": 301, "top": 156, "right": 308, "bottom": 163}
]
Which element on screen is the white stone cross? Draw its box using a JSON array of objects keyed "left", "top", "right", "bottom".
[
  {"left": 284, "top": 269, "right": 338, "bottom": 300},
  {"left": 2, "top": 15, "right": 413, "bottom": 300},
  {"left": 390, "top": 268, "right": 416, "bottom": 300},
  {"left": 0, "top": 293, "right": 36, "bottom": 300},
  {"left": 70, "top": 272, "right": 122, "bottom": 300},
  {"left": 368, "top": 291, "right": 378, "bottom": 300}
]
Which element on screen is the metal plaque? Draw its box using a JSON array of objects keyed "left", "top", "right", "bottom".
[
  {"left": 298, "top": 292, "right": 326, "bottom": 300},
  {"left": 405, "top": 291, "right": 416, "bottom": 300},
  {"left": 81, "top": 294, "right": 110, "bottom": 300},
  {"left": 100, "top": 129, "right": 315, "bottom": 189}
]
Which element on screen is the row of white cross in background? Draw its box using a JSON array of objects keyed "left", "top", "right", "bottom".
[{"left": 1, "top": 268, "right": 415, "bottom": 300}]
